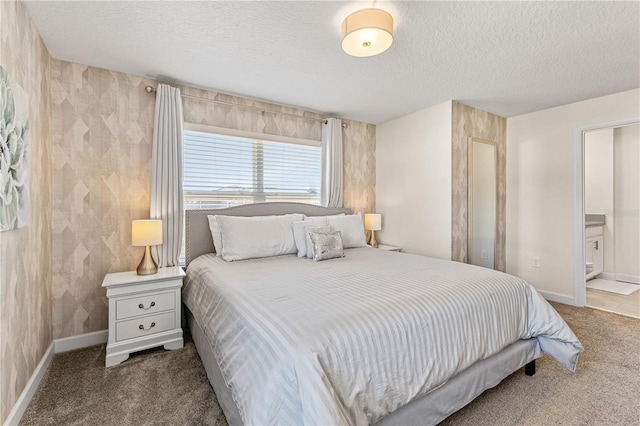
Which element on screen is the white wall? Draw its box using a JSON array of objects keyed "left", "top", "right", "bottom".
[
  {"left": 584, "top": 128, "right": 614, "bottom": 272},
  {"left": 614, "top": 124, "right": 640, "bottom": 279},
  {"left": 376, "top": 101, "right": 452, "bottom": 259},
  {"left": 506, "top": 89, "right": 640, "bottom": 302}
]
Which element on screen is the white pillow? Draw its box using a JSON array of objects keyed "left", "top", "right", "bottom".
[
  {"left": 306, "top": 213, "right": 345, "bottom": 220},
  {"left": 208, "top": 213, "right": 304, "bottom": 257},
  {"left": 292, "top": 218, "right": 328, "bottom": 258},
  {"left": 207, "top": 215, "right": 223, "bottom": 256},
  {"left": 326, "top": 214, "right": 367, "bottom": 248},
  {"left": 217, "top": 214, "right": 303, "bottom": 261}
]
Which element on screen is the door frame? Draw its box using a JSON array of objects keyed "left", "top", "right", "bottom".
[{"left": 573, "top": 117, "right": 639, "bottom": 306}]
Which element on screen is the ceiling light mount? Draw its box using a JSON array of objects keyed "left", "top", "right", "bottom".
[{"left": 341, "top": 8, "right": 394, "bottom": 57}]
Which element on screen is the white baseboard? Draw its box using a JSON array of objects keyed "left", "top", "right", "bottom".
[
  {"left": 616, "top": 273, "right": 640, "bottom": 285},
  {"left": 54, "top": 329, "right": 108, "bottom": 353},
  {"left": 596, "top": 272, "right": 640, "bottom": 285},
  {"left": 4, "top": 330, "right": 108, "bottom": 426},
  {"left": 3, "top": 342, "right": 55, "bottom": 426},
  {"left": 538, "top": 290, "right": 576, "bottom": 306}
]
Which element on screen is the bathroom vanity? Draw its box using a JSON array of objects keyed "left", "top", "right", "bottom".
[{"left": 585, "top": 214, "right": 605, "bottom": 280}]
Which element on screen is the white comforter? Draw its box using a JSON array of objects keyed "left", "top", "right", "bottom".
[{"left": 183, "top": 247, "right": 583, "bottom": 425}]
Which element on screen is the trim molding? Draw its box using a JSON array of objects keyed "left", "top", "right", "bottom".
[
  {"left": 595, "top": 272, "right": 640, "bottom": 285},
  {"left": 616, "top": 273, "right": 640, "bottom": 285},
  {"left": 54, "top": 329, "right": 108, "bottom": 353},
  {"left": 572, "top": 117, "right": 640, "bottom": 307},
  {"left": 3, "top": 342, "right": 55, "bottom": 426},
  {"left": 538, "top": 290, "right": 576, "bottom": 306},
  {"left": 4, "top": 330, "right": 108, "bottom": 425}
]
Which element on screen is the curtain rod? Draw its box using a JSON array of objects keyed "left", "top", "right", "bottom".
[{"left": 145, "top": 86, "right": 347, "bottom": 128}]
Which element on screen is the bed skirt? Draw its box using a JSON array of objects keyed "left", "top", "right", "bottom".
[{"left": 187, "top": 309, "right": 541, "bottom": 425}]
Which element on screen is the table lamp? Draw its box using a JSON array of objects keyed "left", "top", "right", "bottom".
[
  {"left": 364, "top": 213, "right": 381, "bottom": 248},
  {"left": 132, "top": 220, "right": 163, "bottom": 275}
]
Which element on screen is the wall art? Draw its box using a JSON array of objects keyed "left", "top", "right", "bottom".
[{"left": 0, "top": 65, "right": 30, "bottom": 231}]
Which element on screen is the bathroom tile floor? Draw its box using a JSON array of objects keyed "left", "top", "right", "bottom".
[
  {"left": 586, "top": 278, "right": 639, "bottom": 295},
  {"left": 587, "top": 287, "right": 640, "bottom": 318}
]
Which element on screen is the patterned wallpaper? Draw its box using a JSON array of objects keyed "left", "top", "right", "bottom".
[
  {"left": 180, "top": 85, "right": 325, "bottom": 141},
  {"left": 342, "top": 119, "right": 376, "bottom": 214},
  {"left": 51, "top": 66, "right": 376, "bottom": 339},
  {"left": 50, "top": 62, "right": 157, "bottom": 338},
  {"left": 0, "top": 1, "right": 53, "bottom": 421},
  {"left": 451, "top": 101, "right": 507, "bottom": 271}
]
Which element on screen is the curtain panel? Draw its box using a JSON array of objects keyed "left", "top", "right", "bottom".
[
  {"left": 321, "top": 118, "right": 343, "bottom": 208},
  {"left": 150, "top": 84, "right": 184, "bottom": 267}
]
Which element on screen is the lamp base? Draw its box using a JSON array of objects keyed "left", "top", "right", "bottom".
[
  {"left": 137, "top": 246, "right": 158, "bottom": 275},
  {"left": 369, "top": 230, "right": 379, "bottom": 248}
]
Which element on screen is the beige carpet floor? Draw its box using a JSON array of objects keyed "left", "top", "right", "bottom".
[
  {"left": 20, "top": 303, "right": 640, "bottom": 425},
  {"left": 19, "top": 333, "right": 225, "bottom": 426}
]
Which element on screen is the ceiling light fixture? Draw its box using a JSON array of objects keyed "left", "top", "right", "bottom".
[{"left": 341, "top": 8, "right": 394, "bottom": 57}]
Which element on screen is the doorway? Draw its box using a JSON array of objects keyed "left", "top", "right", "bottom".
[{"left": 575, "top": 120, "right": 640, "bottom": 317}]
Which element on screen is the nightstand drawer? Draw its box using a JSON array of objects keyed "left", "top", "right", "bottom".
[
  {"left": 116, "top": 291, "right": 175, "bottom": 320},
  {"left": 116, "top": 311, "right": 175, "bottom": 342}
]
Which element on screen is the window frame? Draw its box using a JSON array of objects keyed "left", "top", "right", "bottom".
[{"left": 182, "top": 122, "right": 322, "bottom": 206}]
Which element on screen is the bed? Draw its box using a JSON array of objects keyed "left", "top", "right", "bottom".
[{"left": 182, "top": 203, "right": 583, "bottom": 425}]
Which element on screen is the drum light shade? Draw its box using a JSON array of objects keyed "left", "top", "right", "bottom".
[
  {"left": 132, "top": 220, "right": 163, "bottom": 246},
  {"left": 341, "top": 8, "right": 394, "bottom": 57},
  {"left": 364, "top": 214, "right": 382, "bottom": 231}
]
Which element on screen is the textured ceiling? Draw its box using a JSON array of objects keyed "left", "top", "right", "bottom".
[{"left": 24, "top": 1, "right": 640, "bottom": 124}]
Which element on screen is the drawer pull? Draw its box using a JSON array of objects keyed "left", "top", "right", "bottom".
[
  {"left": 138, "top": 301, "right": 156, "bottom": 310},
  {"left": 138, "top": 322, "right": 156, "bottom": 331}
]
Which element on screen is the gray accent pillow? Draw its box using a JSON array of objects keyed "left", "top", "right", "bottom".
[
  {"left": 305, "top": 225, "right": 331, "bottom": 259},
  {"left": 309, "top": 231, "right": 345, "bottom": 262}
]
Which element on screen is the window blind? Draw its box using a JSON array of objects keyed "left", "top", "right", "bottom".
[{"left": 183, "top": 129, "right": 321, "bottom": 209}]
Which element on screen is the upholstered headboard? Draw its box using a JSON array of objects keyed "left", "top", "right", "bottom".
[{"left": 185, "top": 202, "right": 351, "bottom": 266}]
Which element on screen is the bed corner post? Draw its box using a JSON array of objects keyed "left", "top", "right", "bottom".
[{"left": 525, "top": 360, "right": 536, "bottom": 376}]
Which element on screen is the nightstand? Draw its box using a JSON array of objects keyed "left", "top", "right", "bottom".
[
  {"left": 102, "top": 266, "right": 185, "bottom": 367},
  {"left": 376, "top": 244, "right": 402, "bottom": 252}
]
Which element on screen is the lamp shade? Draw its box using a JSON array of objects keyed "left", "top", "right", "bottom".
[
  {"left": 132, "top": 220, "right": 163, "bottom": 246},
  {"left": 364, "top": 213, "right": 382, "bottom": 231},
  {"left": 341, "top": 8, "right": 394, "bottom": 57}
]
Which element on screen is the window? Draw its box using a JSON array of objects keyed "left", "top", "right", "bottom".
[{"left": 183, "top": 124, "right": 322, "bottom": 210}]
